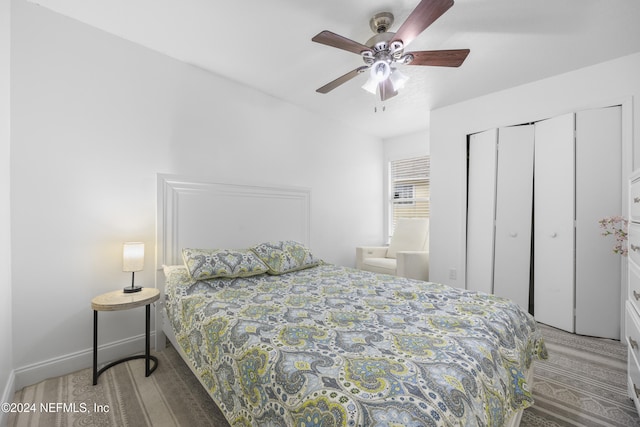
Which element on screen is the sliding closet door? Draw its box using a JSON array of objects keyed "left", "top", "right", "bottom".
[
  {"left": 466, "top": 129, "right": 497, "bottom": 294},
  {"left": 575, "top": 106, "right": 621, "bottom": 338},
  {"left": 534, "top": 113, "right": 575, "bottom": 332},
  {"left": 493, "top": 125, "right": 534, "bottom": 311}
]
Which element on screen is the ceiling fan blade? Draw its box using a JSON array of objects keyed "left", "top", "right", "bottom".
[
  {"left": 392, "top": 0, "right": 454, "bottom": 48},
  {"left": 379, "top": 79, "right": 398, "bottom": 101},
  {"left": 316, "top": 66, "right": 368, "bottom": 94},
  {"left": 312, "top": 30, "right": 373, "bottom": 55},
  {"left": 406, "top": 49, "right": 470, "bottom": 67}
]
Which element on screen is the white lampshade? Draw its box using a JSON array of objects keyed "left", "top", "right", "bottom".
[
  {"left": 370, "top": 61, "right": 390, "bottom": 82},
  {"left": 390, "top": 68, "right": 409, "bottom": 91},
  {"left": 123, "top": 242, "right": 144, "bottom": 272},
  {"left": 363, "top": 61, "right": 396, "bottom": 96},
  {"left": 361, "top": 75, "right": 379, "bottom": 95}
]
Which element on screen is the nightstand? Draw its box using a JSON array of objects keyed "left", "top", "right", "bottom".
[{"left": 91, "top": 287, "right": 160, "bottom": 385}]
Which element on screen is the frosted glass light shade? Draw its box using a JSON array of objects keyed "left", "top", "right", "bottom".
[
  {"left": 390, "top": 69, "right": 409, "bottom": 91},
  {"left": 361, "top": 76, "right": 379, "bottom": 94},
  {"left": 370, "top": 61, "right": 390, "bottom": 82},
  {"left": 123, "top": 242, "right": 144, "bottom": 272}
]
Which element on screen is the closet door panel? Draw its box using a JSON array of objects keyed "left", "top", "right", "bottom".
[
  {"left": 575, "top": 106, "right": 621, "bottom": 338},
  {"left": 534, "top": 113, "right": 575, "bottom": 332},
  {"left": 493, "top": 125, "right": 534, "bottom": 311},
  {"left": 466, "top": 129, "right": 497, "bottom": 294}
]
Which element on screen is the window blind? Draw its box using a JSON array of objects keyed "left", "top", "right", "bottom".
[{"left": 389, "top": 156, "right": 430, "bottom": 235}]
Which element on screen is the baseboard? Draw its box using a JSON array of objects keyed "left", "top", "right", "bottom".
[
  {"left": 13, "top": 332, "right": 152, "bottom": 390},
  {"left": 0, "top": 370, "right": 15, "bottom": 427}
]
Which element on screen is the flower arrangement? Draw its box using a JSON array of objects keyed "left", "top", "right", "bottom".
[{"left": 598, "top": 216, "right": 628, "bottom": 256}]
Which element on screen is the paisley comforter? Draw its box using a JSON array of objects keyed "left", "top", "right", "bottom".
[{"left": 164, "top": 263, "right": 547, "bottom": 427}]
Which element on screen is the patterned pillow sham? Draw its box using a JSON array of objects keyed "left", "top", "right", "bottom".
[
  {"left": 250, "top": 240, "right": 320, "bottom": 275},
  {"left": 182, "top": 248, "right": 269, "bottom": 280},
  {"left": 162, "top": 264, "right": 195, "bottom": 286}
]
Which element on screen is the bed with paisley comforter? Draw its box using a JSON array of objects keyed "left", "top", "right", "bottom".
[{"left": 162, "top": 241, "right": 547, "bottom": 427}]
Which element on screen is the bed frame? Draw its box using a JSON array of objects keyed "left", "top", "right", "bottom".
[
  {"left": 154, "top": 173, "right": 528, "bottom": 427},
  {"left": 154, "top": 174, "right": 311, "bottom": 349}
]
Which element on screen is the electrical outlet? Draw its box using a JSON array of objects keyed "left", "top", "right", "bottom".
[{"left": 449, "top": 268, "right": 457, "bottom": 280}]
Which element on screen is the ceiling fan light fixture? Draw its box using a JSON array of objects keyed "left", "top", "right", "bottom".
[
  {"left": 361, "top": 75, "right": 379, "bottom": 94},
  {"left": 370, "top": 61, "right": 391, "bottom": 82},
  {"left": 390, "top": 68, "right": 409, "bottom": 91}
]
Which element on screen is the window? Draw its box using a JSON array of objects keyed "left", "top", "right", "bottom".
[
  {"left": 389, "top": 156, "right": 430, "bottom": 235},
  {"left": 393, "top": 184, "right": 415, "bottom": 204}
]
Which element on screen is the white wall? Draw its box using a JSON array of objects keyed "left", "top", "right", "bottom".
[
  {"left": 10, "top": 0, "right": 383, "bottom": 388},
  {"left": 383, "top": 130, "right": 429, "bottom": 161},
  {"left": 1, "top": 0, "right": 14, "bottom": 422},
  {"left": 430, "top": 52, "right": 640, "bottom": 288}
]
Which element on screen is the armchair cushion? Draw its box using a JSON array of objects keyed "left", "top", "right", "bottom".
[
  {"left": 356, "top": 218, "right": 430, "bottom": 281},
  {"left": 359, "top": 256, "right": 397, "bottom": 276},
  {"left": 386, "top": 218, "right": 429, "bottom": 258}
]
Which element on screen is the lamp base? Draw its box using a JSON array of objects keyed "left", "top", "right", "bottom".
[{"left": 123, "top": 286, "right": 142, "bottom": 293}]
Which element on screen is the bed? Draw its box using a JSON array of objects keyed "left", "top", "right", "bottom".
[{"left": 155, "top": 175, "right": 547, "bottom": 427}]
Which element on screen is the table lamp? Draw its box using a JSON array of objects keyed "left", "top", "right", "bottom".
[{"left": 123, "top": 242, "right": 144, "bottom": 293}]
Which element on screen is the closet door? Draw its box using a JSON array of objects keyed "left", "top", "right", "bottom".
[
  {"left": 493, "top": 125, "right": 534, "bottom": 311},
  {"left": 466, "top": 129, "right": 497, "bottom": 294},
  {"left": 534, "top": 113, "right": 575, "bottom": 332},
  {"left": 575, "top": 106, "right": 621, "bottom": 338}
]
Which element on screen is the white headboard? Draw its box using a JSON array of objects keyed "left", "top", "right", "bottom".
[{"left": 154, "top": 174, "right": 311, "bottom": 347}]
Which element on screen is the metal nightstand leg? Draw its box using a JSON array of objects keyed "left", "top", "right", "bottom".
[
  {"left": 145, "top": 304, "right": 155, "bottom": 377},
  {"left": 93, "top": 310, "right": 98, "bottom": 385},
  {"left": 92, "top": 304, "right": 158, "bottom": 386}
]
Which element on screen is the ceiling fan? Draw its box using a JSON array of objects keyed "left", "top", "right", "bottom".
[{"left": 312, "top": 0, "right": 469, "bottom": 101}]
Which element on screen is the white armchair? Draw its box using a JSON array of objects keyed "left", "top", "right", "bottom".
[{"left": 356, "top": 218, "right": 429, "bottom": 281}]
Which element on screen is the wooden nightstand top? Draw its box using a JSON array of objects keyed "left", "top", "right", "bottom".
[{"left": 91, "top": 287, "right": 160, "bottom": 311}]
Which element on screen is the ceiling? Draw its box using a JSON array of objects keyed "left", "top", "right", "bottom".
[{"left": 26, "top": 0, "right": 640, "bottom": 139}]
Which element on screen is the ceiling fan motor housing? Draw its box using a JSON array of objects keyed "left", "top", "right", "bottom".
[
  {"left": 363, "top": 12, "right": 413, "bottom": 68},
  {"left": 363, "top": 31, "right": 408, "bottom": 67},
  {"left": 369, "top": 12, "right": 394, "bottom": 33}
]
